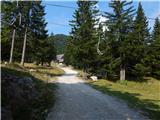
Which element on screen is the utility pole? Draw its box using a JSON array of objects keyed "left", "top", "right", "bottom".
[
  {"left": 9, "top": 29, "right": 16, "bottom": 63},
  {"left": 9, "top": 0, "right": 21, "bottom": 64},
  {"left": 21, "top": 27, "right": 27, "bottom": 66}
]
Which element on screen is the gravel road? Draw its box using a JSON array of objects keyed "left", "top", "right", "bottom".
[{"left": 46, "top": 67, "right": 147, "bottom": 120}]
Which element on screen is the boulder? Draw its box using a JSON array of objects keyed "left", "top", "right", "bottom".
[
  {"left": 1, "top": 74, "right": 37, "bottom": 120},
  {"left": 90, "top": 76, "right": 98, "bottom": 81},
  {"left": 29, "top": 69, "right": 36, "bottom": 72},
  {"left": 59, "top": 63, "right": 65, "bottom": 67}
]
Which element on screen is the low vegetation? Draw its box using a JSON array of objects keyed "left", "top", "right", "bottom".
[
  {"left": 88, "top": 78, "right": 160, "bottom": 120},
  {"left": 1, "top": 63, "right": 64, "bottom": 120},
  {"left": 24, "top": 63, "right": 65, "bottom": 77}
]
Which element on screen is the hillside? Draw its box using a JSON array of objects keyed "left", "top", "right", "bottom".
[{"left": 54, "top": 34, "right": 68, "bottom": 54}]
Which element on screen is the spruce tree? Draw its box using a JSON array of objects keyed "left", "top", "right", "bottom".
[
  {"left": 1, "top": 1, "right": 52, "bottom": 65},
  {"left": 20, "top": 1, "right": 33, "bottom": 65},
  {"left": 45, "top": 33, "right": 56, "bottom": 66},
  {"left": 66, "top": 1, "right": 99, "bottom": 73},
  {"left": 152, "top": 17, "right": 160, "bottom": 41},
  {"left": 104, "top": 0, "right": 135, "bottom": 80},
  {"left": 1, "top": 1, "right": 20, "bottom": 62},
  {"left": 1, "top": 1, "right": 11, "bottom": 60},
  {"left": 150, "top": 17, "right": 160, "bottom": 78},
  {"left": 64, "top": 36, "right": 75, "bottom": 66},
  {"left": 128, "top": 2, "right": 150, "bottom": 78},
  {"left": 30, "top": 1, "right": 48, "bottom": 65}
]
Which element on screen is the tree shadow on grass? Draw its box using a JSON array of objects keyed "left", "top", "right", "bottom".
[
  {"left": 90, "top": 83, "right": 160, "bottom": 120},
  {"left": 125, "top": 76, "right": 149, "bottom": 82}
]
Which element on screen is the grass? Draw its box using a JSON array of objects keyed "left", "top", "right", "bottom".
[
  {"left": 2, "top": 63, "right": 65, "bottom": 82},
  {"left": 1, "top": 63, "right": 64, "bottom": 120},
  {"left": 24, "top": 63, "right": 65, "bottom": 77},
  {"left": 88, "top": 78, "right": 160, "bottom": 120}
]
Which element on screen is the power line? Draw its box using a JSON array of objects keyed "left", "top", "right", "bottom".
[
  {"left": 42, "top": 3, "right": 105, "bottom": 13},
  {"left": 42, "top": 2, "right": 158, "bottom": 21},
  {"left": 49, "top": 22, "right": 70, "bottom": 27},
  {"left": 42, "top": 3, "right": 76, "bottom": 9}
]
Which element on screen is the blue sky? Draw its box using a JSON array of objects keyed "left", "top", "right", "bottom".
[{"left": 43, "top": 1, "right": 160, "bottom": 35}]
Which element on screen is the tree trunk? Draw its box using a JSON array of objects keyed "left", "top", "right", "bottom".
[
  {"left": 21, "top": 27, "right": 27, "bottom": 66},
  {"left": 9, "top": 29, "right": 16, "bottom": 63},
  {"left": 48, "top": 62, "right": 51, "bottom": 67},
  {"left": 41, "top": 61, "right": 44, "bottom": 66},
  {"left": 120, "top": 65, "right": 125, "bottom": 81},
  {"left": 83, "top": 64, "right": 88, "bottom": 80}
]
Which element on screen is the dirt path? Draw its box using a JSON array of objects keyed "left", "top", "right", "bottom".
[{"left": 46, "top": 67, "right": 147, "bottom": 120}]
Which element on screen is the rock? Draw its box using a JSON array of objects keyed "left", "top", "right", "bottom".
[
  {"left": 29, "top": 69, "right": 36, "bottom": 72},
  {"left": 18, "top": 77, "right": 34, "bottom": 89},
  {"left": 59, "top": 63, "right": 65, "bottom": 67},
  {"left": 59, "top": 63, "right": 63, "bottom": 65},
  {"left": 1, "top": 73, "right": 37, "bottom": 120},
  {"left": 4, "top": 61, "right": 8, "bottom": 65},
  {"left": 90, "top": 76, "right": 98, "bottom": 81}
]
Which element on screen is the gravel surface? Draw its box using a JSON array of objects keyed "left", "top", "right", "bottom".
[{"left": 46, "top": 67, "right": 148, "bottom": 120}]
